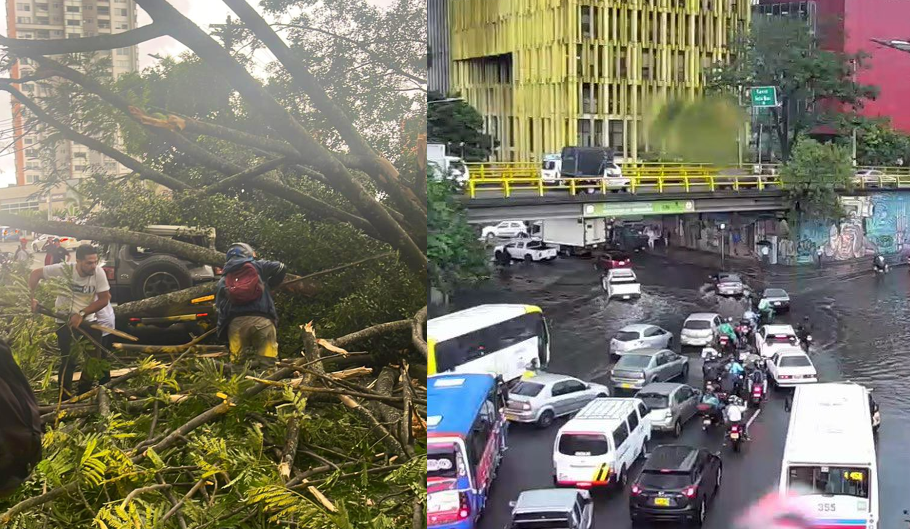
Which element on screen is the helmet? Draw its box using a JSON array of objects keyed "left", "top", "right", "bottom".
[
  {"left": 803, "top": 316, "right": 809, "bottom": 322},
  {"left": 226, "top": 242, "right": 255, "bottom": 260}
]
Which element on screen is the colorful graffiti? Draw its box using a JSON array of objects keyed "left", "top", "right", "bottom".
[{"left": 793, "top": 193, "right": 910, "bottom": 263}]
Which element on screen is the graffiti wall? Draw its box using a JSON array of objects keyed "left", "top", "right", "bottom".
[{"left": 792, "top": 193, "right": 910, "bottom": 264}]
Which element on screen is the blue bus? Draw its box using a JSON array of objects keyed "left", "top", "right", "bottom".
[{"left": 427, "top": 373, "right": 507, "bottom": 529}]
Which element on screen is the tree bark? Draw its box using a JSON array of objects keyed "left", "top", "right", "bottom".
[
  {"left": 135, "top": 0, "right": 426, "bottom": 275},
  {"left": 0, "top": 84, "right": 190, "bottom": 191},
  {"left": 222, "top": 0, "right": 427, "bottom": 225},
  {"left": 0, "top": 24, "right": 165, "bottom": 55}
]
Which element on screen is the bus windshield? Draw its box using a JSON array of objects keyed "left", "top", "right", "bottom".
[{"left": 787, "top": 466, "right": 870, "bottom": 498}]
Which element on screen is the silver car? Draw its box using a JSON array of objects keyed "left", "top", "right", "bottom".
[
  {"left": 505, "top": 372, "right": 610, "bottom": 428},
  {"left": 509, "top": 489, "right": 593, "bottom": 529},
  {"left": 680, "top": 313, "right": 722, "bottom": 348},
  {"left": 610, "top": 324, "right": 674, "bottom": 356},
  {"left": 760, "top": 287, "right": 790, "bottom": 312},
  {"left": 713, "top": 272, "right": 745, "bottom": 297},
  {"left": 610, "top": 349, "right": 690, "bottom": 392},
  {"left": 635, "top": 383, "right": 702, "bottom": 437}
]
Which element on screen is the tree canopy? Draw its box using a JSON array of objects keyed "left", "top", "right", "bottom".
[
  {"left": 427, "top": 91, "right": 495, "bottom": 162},
  {"left": 847, "top": 117, "right": 910, "bottom": 167},
  {"left": 0, "top": 1, "right": 426, "bottom": 527},
  {"left": 709, "top": 15, "right": 878, "bottom": 161},
  {"left": 779, "top": 135, "right": 854, "bottom": 222}
]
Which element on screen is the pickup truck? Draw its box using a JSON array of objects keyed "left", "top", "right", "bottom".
[{"left": 494, "top": 240, "right": 558, "bottom": 263}]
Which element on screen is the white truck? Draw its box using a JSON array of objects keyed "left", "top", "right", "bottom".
[
  {"left": 540, "top": 218, "right": 608, "bottom": 255},
  {"left": 494, "top": 240, "right": 558, "bottom": 263},
  {"left": 540, "top": 153, "right": 562, "bottom": 184},
  {"left": 427, "top": 143, "right": 469, "bottom": 185}
]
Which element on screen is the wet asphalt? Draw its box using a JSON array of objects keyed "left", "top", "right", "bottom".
[{"left": 440, "top": 246, "right": 910, "bottom": 529}]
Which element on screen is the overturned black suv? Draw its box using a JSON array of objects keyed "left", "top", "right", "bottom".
[{"left": 98, "top": 226, "right": 220, "bottom": 337}]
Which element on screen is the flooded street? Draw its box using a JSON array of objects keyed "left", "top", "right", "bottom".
[{"left": 437, "top": 248, "right": 909, "bottom": 529}]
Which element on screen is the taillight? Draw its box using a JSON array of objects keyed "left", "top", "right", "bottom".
[
  {"left": 779, "top": 375, "right": 792, "bottom": 380},
  {"left": 214, "top": 267, "right": 223, "bottom": 275},
  {"left": 631, "top": 484, "right": 642, "bottom": 495},
  {"left": 102, "top": 266, "right": 115, "bottom": 281},
  {"left": 129, "top": 318, "right": 140, "bottom": 323},
  {"left": 684, "top": 486, "right": 697, "bottom": 498},
  {"left": 458, "top": 492, "right": 470, "bottom": 520},
  {"left": 196, "top": 313, "right": 209, "bottom": 318}
]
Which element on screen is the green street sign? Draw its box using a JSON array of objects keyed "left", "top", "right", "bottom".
[
  {"left": 583, "top": 200, "right": 695, "bottom": 218},
  {"left": 750, "top": 86, "right": 778, "bottom": 108}
]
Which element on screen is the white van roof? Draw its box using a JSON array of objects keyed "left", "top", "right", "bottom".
[
  {"left": 783, "top": 383, "right": 875, "bottom": 466},
  {"left": 558, "top": 398, "right": 641, "bottom": 434}
]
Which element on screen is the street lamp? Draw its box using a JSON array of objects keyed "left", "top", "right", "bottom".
[{"left": 719, "top": 222, "right": 727, "bottom": 270}]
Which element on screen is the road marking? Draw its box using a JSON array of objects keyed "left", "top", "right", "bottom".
[{"left": 746, "top": 407, "right": 762, "bottom": 428}]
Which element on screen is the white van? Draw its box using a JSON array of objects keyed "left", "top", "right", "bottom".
[
  {"left": 779, "top": 383, "right": 878, "bottom": 529},
  {"left": 553, "top": 398, "right": 651, "bottom": 490}
]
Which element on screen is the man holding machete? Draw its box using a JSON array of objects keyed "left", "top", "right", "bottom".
[{"left": 28, "top": 244, "right": 112, "bottom": 397}]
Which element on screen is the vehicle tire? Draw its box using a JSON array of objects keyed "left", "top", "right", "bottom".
[
  {"left": 733, "top": 440, "right": 740, "bottom": 453},
  {"left": 617, "top": 465, "right": 628, "bottom": 490},
  {"left": 673, "top": 420, "right": 682, "bottom": 438},
  {"left": 524, "top": 254, "right": 532, "bottom": 263},
  {"left": 485, "top": 232, "right": 494, "bottom": 242},
  {"left": 130, "top": 255, "right": 193, "bottom": 300},
  {"left": 714, "top": 467, "right": 722, "bottom": 494},
  {"left": 597, "top": 393, "right": 608, "bottom": 398},
  {"left": 680, "top": 364, "right": 689, "bottom": 381},
  {"left": 693, "top": 498, "right": 707, "bottom": 526},
  {"left": 494, "top": 250, "right": 504, "bottom": 262},
  {"left": 518, "top": 232, "right": 528, "bottom": 239},
  {"left": 536, "top": 410, "right": 555, "bottom": 429}
]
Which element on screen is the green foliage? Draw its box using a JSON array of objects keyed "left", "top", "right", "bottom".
[
  {"left": 709, "top": 15, "right": 878, "bottom": 161},
  {"left": 845, "top": 117, "right": 910, "bottom": 166},
  {"left": 428, "top": 175, "right": 489, "bottom": 295},
  {"left": 779, "top": 136, "right": 854, "bottom": 222},
  {"left": 428, "top": 91, "right": 496, "bottom": 161}
]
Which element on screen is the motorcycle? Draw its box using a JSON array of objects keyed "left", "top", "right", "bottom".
[
  {"left": 696, "top": 403, "right": 721, "bottom": 432},
  {"left": 801, "top": 334, "right": 813, "bottom": 350},
  {"left": 749, "top": 382, "right": 764, "bottom": 408},
  {"left": 874, "top": 264, "right": 890, "bottom": 274},
  {"left": 729, "top": 423, "right": 743, "bottom": 452}
]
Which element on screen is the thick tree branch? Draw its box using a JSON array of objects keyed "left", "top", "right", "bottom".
[
  {"left": 0, "top": 24, "right": 165, "bottom": 55},
  {"left": 0, "top": 83, "right": 190, "bottom": 191},
  {"left": 224, "top": 0, "right": 427, "bottom": 224},
  {"left": 137, "top": 0, "right": 426, "bottom": 274},
  {"left": 202, "top": 156, "right": 287, "bottom": 193}
]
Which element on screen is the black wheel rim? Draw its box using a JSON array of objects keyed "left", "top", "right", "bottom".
[{"left": 143, "top": 272, "right": 181, "bottom": 297}]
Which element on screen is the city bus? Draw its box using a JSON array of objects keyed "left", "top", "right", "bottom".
[
  {"left": 779, "top": 383, "right": 879, "bottom": 529},
  {"left": 427, "top": 304, "right": 550, "bottom": 382},
  {"left": 427, "top": 373, "right": 507, "bottom": 529}
]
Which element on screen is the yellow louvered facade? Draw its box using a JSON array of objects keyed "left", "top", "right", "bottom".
[{"left": 449, "top": 0, "right": 750, "bottom": 162}]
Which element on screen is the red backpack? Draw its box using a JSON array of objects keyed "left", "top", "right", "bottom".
[{"left": 225, "top": 262, "right": 264, "bottom": 305}]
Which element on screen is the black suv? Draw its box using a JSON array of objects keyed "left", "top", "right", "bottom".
[
  {"left": 98, "top": 226, "right": 219, "bottom": 336},
  {"left": 629, "top": 444, "right": 722, "bottom": 527}
]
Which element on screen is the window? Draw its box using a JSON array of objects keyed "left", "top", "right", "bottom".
[
  {"left": 67, "top": 19, "right": 80, "bottom": 26},
  {"left": 116, "top": 23, "right": 129, "bottom": 30},
  {"left": 17, "top": 17, "right": 32, "bottom": 24},
  {"left": 117, "top": 8, "right": 128, "bottom": 16},
  {"left": 581, "top": 5, "right": 592, "bottom": 38},
  {"left": 98, "top": 6, "right": 109, "bottom": 15},
  {"left": 66, "top": 5, "right": 80, "bottom": 12},
  {"left": 74, "top": 165, "right": 87, "bottom": 172},
  {"left": 84, "top": 5, "right": 92, "bottom": 10},
  {"left": 627, "top": 411, "right": 639, "bottom": 431},
  {"left": 74, "top": 152, "right": 87, "bottom": 159},
  {"left": 612, "top": 423, "right": 629, "bottom": 448},
  {"left": 562, "top": 380, "right": 586, "bottom": 394},
  {"left": 577, "top": 119, "right": 591, "bottom": 147},
  {"left": 779, "top": 355, "right": 812, "bottom": 368},
  {"left": 17, "top": 3, "right": 30, "bottom": 12},
  {"left": 24, "top": 138, "right": 34, "bottom": 145},
  {"left": 637, "top": 402, "right": 649, "bottom": 418},
  {"left": 35, "top": 30, "right": 49, "bottom": 38},
  {"left": 35, "top": 3, "right": 48, "bottom": 9},
  {"left": 116, "top": 48, "right": 130, "bottom": 56},
  {"left": 116, "top": 60, "right": 130, "bottom": 68},
  {"left": 84, "top": 19, "right": 93, "bottom": 24},
  {"left": 558, "top": 433, "right": 608, "bottom": 456},
  {"left": 609, "top": 120, "right": 624, "bottom": 151},
  {"left": 787, "top": 466, "right": 869, "bottom": 498},
  {"left": 98, "top": 20, "right": 110, "bottom": 28},
  {"left": 434, "top": 313, "right": 545, "bottom": 373}
]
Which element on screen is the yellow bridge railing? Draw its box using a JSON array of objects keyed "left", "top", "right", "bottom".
[{"left": 462, "top": 162, "right": 911, "bottom": 198}]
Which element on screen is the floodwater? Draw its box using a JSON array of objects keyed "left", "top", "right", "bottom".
[{"left": 438, "top": 247, "right": 910, "bottom": 529}]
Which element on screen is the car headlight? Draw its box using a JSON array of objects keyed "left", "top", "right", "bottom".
[
  {"left": 664, "top": 410, "right": 673, "bottom": 419},
  {"left": 521, "top": 402, "right": 531, "bottom": 410}
]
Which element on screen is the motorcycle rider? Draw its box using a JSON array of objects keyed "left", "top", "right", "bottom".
[
  {"left": 756, "top": 297, "right": 775, "bottom": 323},
  {"left": 873, "top": 253, "right": 887, "bottom": 272},
  {"left": 725, "top": 396, "right": 749, "bottom": 441},
  {"left": 701, "top": 389, "right": 724, "bottom": 426},
  {"left": 795, "top": 316, "right": 813, "bottom": 349},
  {"left": 728, "top": 358, "right": 746, "bottom": 397},
  {"left": 748, "top": 361, "right": 768, "bottom": 400}
]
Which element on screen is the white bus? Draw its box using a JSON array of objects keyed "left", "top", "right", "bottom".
[
  {"left": 779, "top": 383, "right": 878, "bottom": 529},
  {"left": 428, "top": 304, "right": 551, "bottom": 382}
]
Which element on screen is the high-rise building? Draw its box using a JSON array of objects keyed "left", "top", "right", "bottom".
[
  {"left": 6, "top": 0, "right": 139, "bottom": 188},
  {"left": 427, "top": 0, "right": 450, "bottom": 94},
  {"left": 755, "top": 0, "right": 910, "bottom": 134},
  {"left": 449, "top": 0, "right": 751, "bottom": 161}
]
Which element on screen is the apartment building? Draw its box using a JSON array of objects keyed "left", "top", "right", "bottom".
[
  {"left": 5, "top": 0, "right": 138, "bottom": 196},
  {"left": 449, "top": 0, "right": 751, "bottom": 161}
]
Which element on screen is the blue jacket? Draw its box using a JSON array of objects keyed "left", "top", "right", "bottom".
[{"left": 215, "top": 257, "right": 287, "bottom": 338}]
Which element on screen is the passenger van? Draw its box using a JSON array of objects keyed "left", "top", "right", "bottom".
[
  {"left": 552, "top": 398, "right": 651, "bottom": 490},
  {"left": 779, "top": 383, "right": 878, "bottom": 529}
]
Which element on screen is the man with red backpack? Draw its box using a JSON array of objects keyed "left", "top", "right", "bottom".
[{"left": 215, "top": 243, "right": 287, "bottom": 364}]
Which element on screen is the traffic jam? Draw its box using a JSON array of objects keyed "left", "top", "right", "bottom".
[{"left": 427, "top": 243, "right": 884, "bottom": 529}]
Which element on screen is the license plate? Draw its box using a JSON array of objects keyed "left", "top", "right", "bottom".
[
  {"left": 621, "top": 383, "right": 633, "bottom": 389},
  {"left": 774, "top": 302, "right": 781, "bottom": 306},
  {"left": 730, "top": 433, "right": 740, "bottom": 439},
  {"left": 505, "top": 413, "right": 517, "bottom": 420},
  {"left": 703, "top": 419, "right": 711, "bottom": 424},
  {"left": 654, "top": 498, "right": 670, "bottom": 506},
  {"left": 623, "top": 295, "right": 630, "bottom": 299}
]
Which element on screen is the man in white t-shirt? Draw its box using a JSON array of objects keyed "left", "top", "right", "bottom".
[
  {"left": 94, "top": 295, "right": 116, "bottom": 351},
  {"left": 28, "top": 244, "right": 112, "bottom": 397}
]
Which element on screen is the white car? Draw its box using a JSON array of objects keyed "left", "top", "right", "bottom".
[
  {"left": 482, "top": 220, "right": 528, "bottom": 241},
  {"left": 602, "top": 162, "right": 631, "bottom": 191},
  {"left": 680, "top": 313, "right": 722, "bottom": 348},
  {"left": 610, "top": 324, "right": 674, "bottom": 356},
  {"left": 755, "top": 324, "right": 800, "bottom": 358},
  {"left": 767, "top": 348, "right": 818, "bottom": 388},
  {"left": 602, "top": 268, "right": 641, "bottom": 300},
  {"left": 853, "top": 169, "right": 897, "bottom": 187},
  {"left": 494, "top": 240, "right": 558, "bottom": 262}
]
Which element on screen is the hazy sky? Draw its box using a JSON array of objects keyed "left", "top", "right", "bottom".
[{"left": 0, "top": 0, "right": 392, "bottom": 187}]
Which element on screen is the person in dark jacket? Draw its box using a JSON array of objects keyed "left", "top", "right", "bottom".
[{"left": 215, "top": 243, "right": 287, "bottom": 363}]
